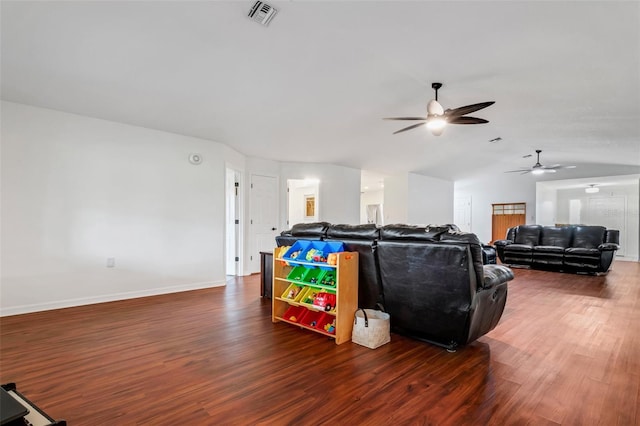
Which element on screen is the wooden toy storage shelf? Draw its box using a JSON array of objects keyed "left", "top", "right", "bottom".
[{"left": 272, "top": 251, "right": 358, "bottom": 345}]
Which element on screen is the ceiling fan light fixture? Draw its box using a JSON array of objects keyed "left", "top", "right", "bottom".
[
  {"left": 426, "top": 117, "right": 447, "bottom": 131},
  {"left": 531, "top": 168, "right": 545, "bottom": 175},
  {"left": 585, "top": 184, "right": 599, "bottom": 194}
]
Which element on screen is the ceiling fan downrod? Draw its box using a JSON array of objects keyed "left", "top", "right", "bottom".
[{"left": 432, "top": 82, "right": 442, "bottom": 101}]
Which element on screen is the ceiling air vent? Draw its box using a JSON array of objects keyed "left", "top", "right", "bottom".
[{"left": 248, "top": 1, "right": 278, "bottom": 26}]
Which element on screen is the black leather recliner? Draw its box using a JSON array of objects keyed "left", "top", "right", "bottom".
[
  {"left": 275, "top": 222, "right": 515, "bottom": 349},
  {"left": 494, "top": 224, "right": 619, "bottom": 273},
  {"left": 377, "top": 225, "right": 513, "bottom": 350}
]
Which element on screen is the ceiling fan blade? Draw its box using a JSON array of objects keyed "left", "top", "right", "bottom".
[
  {"left": 427, "top": 100, "right": 444, "bottom": 115},
  {"left": 544, "top": 164, "right": 576, "bottom": 173},
  {"left": 504, "top": 169, "right": 531, "bottom": 173},
  {"left": 448, "top": 116, "right": 489, "bottom": 125},
  {"left": 444, "top": 101, "right": 495, "bottom": 118},
  {"left": 384, "top": 117, "right": 426, "bottom": 121},
  {"left": 393, "top": 122, "right": 426, "bottom": 134}
]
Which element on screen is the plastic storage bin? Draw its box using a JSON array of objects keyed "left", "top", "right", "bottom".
[
  {"left": 316, "top": 315, "right": 336, "bottom": 334},
  {"left": 302, "top": 268, "right": 324, "bottom": 285},
  {"left": 282, "top": 240, "right": 312, "bottom": 263},
  {"left": 299, "top": 287, "right": 320, "bottom": 306},
  {"left": 283, "top": 305, "right": 307, "bottom": 323},
  {"left": 300, "top": 310, "right": 325, "bottom": 328},
  {"left": 286, "top": 266, "right": 308, "bottom": 282},
  {"left": 319, "top": 270, "right": 337, "bottom": 287},
  {"left": 281, "top": 283, "right": 306, "bottom": 302}
]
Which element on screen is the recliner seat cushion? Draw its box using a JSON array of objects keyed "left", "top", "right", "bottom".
[
  {"left": 533, "top": 246, "right": 565, "bottom": 254},
  {"left": 565, "top": 247, "right": 600, "bottom": 256},
  {"left": 504, "top": 244, "right": 534, "bottom": 252}
]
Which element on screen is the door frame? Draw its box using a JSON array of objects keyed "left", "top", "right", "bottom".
[{"left": 225, "top": 165, "right": 244, "bottom": 276}]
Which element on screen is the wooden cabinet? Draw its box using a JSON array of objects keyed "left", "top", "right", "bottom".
[
  {"left": 260, "top": 251, "right": 273, "bottom": 298},
  {"left": 491, "top": 202, "right": 526, "bottom": 243},
  {"left": 272, "top": 250, "right": 358, "bottom": 345}
]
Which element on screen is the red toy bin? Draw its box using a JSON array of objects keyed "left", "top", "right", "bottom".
[
  {"left": 283, "top": 305, "right": 307, "bottom": 323},
  {"left": 299, "top": 310, "right": 325, "bottom": 328},
  {"left": 316, "top": 315, "right": 336, "bottom": 334}
]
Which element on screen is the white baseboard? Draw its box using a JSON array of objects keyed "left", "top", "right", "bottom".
[
  {"left": 0, "top": 280, "right": 226, "bottom": 317},
  {"left": 616, "top": 256, "right": 639, "bottom": 262}
]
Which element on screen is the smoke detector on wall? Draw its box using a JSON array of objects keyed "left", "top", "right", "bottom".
[
  {"left": 248, "top": 1, "right": 278, "bottom": 26},
  {"left": 189, "top": 153, "right": 203, "bottom": 165}
]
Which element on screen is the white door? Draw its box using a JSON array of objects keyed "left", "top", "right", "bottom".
[
  {"left": 250, "top": 174, "right": 279, "bottom": 273},
  {"left": 454, "top": 196, "right": 472, "bottom": 232},
  {"left": 587, "top": 196, "right": 626, "bottom": 256}
]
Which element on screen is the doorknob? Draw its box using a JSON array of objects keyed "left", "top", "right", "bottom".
[{"left": 271, "top": 227, "right": 277, "bottom": 231}]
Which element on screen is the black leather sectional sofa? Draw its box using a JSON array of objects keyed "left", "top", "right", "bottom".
[
  {"left": 494, "top": 224, "right": 619, "bottom": 274},
  {"left": 276, "top": 222, "right": 514, "bottom": 350}
]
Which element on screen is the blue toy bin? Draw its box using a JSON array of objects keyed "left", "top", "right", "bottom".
[
  {"left": 300, "top": 241, "right": 345, "bottom": 267},
  {"left": 319, "top": 241, "right": 345, "bottom": 270},
  {"left": 282, "top": 240, "right": 312, "bottom": 263}
]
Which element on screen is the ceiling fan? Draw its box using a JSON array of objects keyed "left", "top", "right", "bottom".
[
  {"left": 505, "top": 150, "right": 576, "bottom": 175},
  {"left": 384, "top": 82, "right": 494, "bottom": 136}
]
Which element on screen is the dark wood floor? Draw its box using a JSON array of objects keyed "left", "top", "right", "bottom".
[{"left": 1, "top": 261, "right": 638, "bottom": 425}]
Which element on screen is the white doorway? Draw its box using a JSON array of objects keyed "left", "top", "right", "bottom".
[
  {"left": 587, "top": 196, "right": 626, "bottom": 257},
  {"left": 225, "top": 167, "right": 242, "bottom": 276},
  {"left": 250, "top": 174, "right": 279, "bottom": 273},
  {"left": 454, "top": 196, "right": 472, "bottom": 232},
  {"left": 287, "top": 179, "right": 319, "bottom": 227}
]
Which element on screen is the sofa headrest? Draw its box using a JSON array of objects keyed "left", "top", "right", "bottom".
[
  {"left": 429, "top": 224, "right": 460, "bottom": 233},
  {"left": 514, "top": 225, "right": 542, "bottom": 245},
  {"left": 539, "top": 226, "right": 573, "bottom": 248},
  {"left": 573, "top": 225, "right": 606, "bottom": 248},
  {"left": 439, "top": 231, "right": 482, "bottom": 246},
  {"left": 379, "top": 224, "right": 446, "bottom": 241},
  {"left": 326, "top": 223, "right": 379, "bottom": 240},
  {"left": 289, "top": 222, "right": 330, "bottom": 237}
]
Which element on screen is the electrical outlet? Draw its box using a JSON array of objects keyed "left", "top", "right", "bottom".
[{"left": 106, "top": 257, "right": 115, "bottom": 268}]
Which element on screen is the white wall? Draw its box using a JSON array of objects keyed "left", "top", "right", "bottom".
[
  {"left": 360, "top": 189, "right": 384, "bottom": 224},
  {"left": 1, "top": 101, "right": 242, "bottom": 315},
  {"left": 383, "top": 174, "right": 409, "bottom": 224},
  {"left": 279, "top": 162, "right": 361, "bottom": 226},
  {"left": 455, "top": 173, "right": 537, "bottom": 243},
  {"left": 407, "top": 173, "right": 454, "bottom": 225},
  {"left": 555, "top": 183, "right": 639, "bottom": 259},
  {"left": 383, "top": 173, "right": 454, "bottom": 225},
  {"left": 288, "top": 182, "right": 319, "bottom": 224},
  {"left": 536, "top": 185, "right": 557, "bottom": 226}
]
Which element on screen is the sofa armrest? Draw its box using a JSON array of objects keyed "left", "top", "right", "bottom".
[
  {"left": 493, "top": 239, "right": 512, "bottom": 247},
  {"left": 598, "top": 242, "right": 619, "bottom": 251},
  {"left": 481, "top": 265, "right": 514, "bottom": 289}
]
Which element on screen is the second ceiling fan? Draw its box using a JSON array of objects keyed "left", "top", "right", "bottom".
[
  {"left": 505, "top": 150, "right": 576, "bottom": 175},
  {"left": 384, "top": 82, "right": 494, "bottom": 136}
]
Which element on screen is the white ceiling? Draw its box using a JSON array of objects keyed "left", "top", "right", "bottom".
[{"left": 2, "top": 1, "right": 639, "bottom": 182}]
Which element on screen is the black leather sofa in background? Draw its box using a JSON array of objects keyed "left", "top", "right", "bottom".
[
  {"left": 494, "top": 224, "right": 619, "bottom": 274},
  {"left": 276, "top": 222, "right": 514, "bottom": 350}
]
